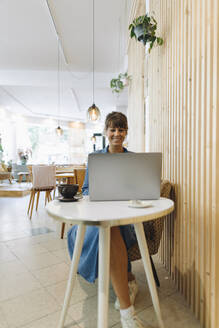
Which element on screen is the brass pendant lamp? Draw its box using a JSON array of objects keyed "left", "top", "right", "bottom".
[{"left": 87, "top": 0, "right": 101, "bottom": 122}]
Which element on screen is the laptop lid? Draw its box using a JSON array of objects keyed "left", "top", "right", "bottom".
[{"left": 88, "top": 152, "right": 162, "bottom": 201}]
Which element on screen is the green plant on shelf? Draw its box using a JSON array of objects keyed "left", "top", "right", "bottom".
[{"left": 110, "top": 72, "right": 131, "bottom": 94}]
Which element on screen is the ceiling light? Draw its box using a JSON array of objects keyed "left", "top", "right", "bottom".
[
  {"left": 87, "top": 0, "right": 100, "bottom": 122},
  {"left": 91, "top": 135, "right": 96, "bottom": 144},
  {"left": 87, "top": 104, "right": 100, "bottom": 122},
  {"left": 55, "top": 126, "right": 63, "bottom": 136}
]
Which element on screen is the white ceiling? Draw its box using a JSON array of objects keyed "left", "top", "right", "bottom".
[{"left": 0, "top": 0, "right": 131, "bottom": 123}]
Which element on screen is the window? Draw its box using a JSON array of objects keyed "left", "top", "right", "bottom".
[{"left": 27, "top": 125, "right": 69, "bottom": 164}]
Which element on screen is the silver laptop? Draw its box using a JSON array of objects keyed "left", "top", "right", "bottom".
[{"left": 88, "top": 152, "right": 162, "bottom": 201}]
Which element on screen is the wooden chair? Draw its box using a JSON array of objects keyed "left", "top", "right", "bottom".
[
  {"left": 27, "top": 165, "right": 56, "bottom": 220},
  {"left": 73, "top": 168, "right": 86, "bottom": 192},
  {"left": 127, "top": 180, "right": 174, "bottom": 287},
  {"left": 0, "top": 171, "right": 12, "bottom": 184},
  {"left": 60, "top": 168, "right": 86, "bottom": 238},
  {"left": 27, "top": 165, "right": 33, "bottom": 182}
]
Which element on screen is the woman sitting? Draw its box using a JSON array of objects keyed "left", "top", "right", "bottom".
[{"left": 68, "top": 111, "right": 147, "bottom": 328}]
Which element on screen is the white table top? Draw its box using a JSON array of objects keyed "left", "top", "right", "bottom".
[
  {"left": 55, "top": 173, "right": 75, "bottom": 177},
  {"left": 46, "top": 196, "right": 174, "bottom": 227}
]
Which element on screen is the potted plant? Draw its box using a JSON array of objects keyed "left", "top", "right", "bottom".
[
  {"left": 110, "top": 72, "right": 131, "bottom": 94},
  {"left": 129, "top": 13, "right": 163, "bottom": 52},
  {"left": 7, "top": 160, "right": 12, "bottom": 172},
  {"left": 18, "top": 148, "right": 32, "bottom": 165}
]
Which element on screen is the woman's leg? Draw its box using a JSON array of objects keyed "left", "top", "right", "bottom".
[{"left": 110, "top": 226, "right": 131, "bottom": 309}]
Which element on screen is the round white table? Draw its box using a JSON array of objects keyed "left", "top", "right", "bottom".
[{"left": 46, "top": 196, "right": 174, "bottom": 328}]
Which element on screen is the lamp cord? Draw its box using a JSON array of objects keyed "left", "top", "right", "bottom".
[
  {"left": 57, "top": 37, "right": 61, "bottom": 125},
  {"left": 92, "top": 0, "right": 94, "bottom": 105}
]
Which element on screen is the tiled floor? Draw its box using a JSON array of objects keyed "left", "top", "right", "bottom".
[{"left": 0, "top": 193, "right": 201, "bottom": 328}]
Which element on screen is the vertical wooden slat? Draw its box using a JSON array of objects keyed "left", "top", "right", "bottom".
[
  {"left": 186, "top": 0, "right": 192, "bottom": 306},
  {"left": 182, "top": 0, "right": 188, "bottom": 298},
  {"left": 176, "top": 0, "right": 181, "bottom": 291},
  {"left": 172, "top": 0, "right": 177, "bottom": 282},
  {"left": 211, "top": 1, "right": 219, "bottom": 327},
  {"left": 194, "top": 0, "right": 201, "bottom": 318},
  {"left": 199, "top": 0, "right": 207, "bottom": 323},
  {"left": 190, "top": 0, "right": 197, "bottom": 312},
  {"left": 205, "top": 1, "right": 213, "bottom": 327}
]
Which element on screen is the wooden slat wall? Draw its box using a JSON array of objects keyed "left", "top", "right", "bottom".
[
  {"left": 145, "top": 1, "right": 219, "bottom": 327},
  {"left": 127, "top": 0, "right": 219, "bottom": 327}
]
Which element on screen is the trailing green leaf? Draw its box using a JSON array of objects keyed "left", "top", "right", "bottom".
[{"left": 110, "top": 72, "right": 131, "bottom": 94}]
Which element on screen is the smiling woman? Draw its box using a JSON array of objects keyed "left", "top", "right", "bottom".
[{"left": 67, "top": 111, "right": 148, "bottom": 328}]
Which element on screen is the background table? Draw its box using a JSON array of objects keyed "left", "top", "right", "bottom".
[
  {"left": 18, "top": 171, "right": 31, "bottom": 183},
  {"left": 46, "top": 196, "right": 174, "bottom": 328},
  {"left": 55, "top": 172, "right": 75, "bottom": 184}
]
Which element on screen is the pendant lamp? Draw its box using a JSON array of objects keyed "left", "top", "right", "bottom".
[
  {"left": 55, "top": 38, "right": 63, "bottom": 135},
  {"left": 87, "top": 0, "right": 101, "bottom": 121}
]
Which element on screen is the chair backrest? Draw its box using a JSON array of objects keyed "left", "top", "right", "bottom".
[
  {"left": 27, "top": 165, "right": 33, "bottom": 182},
  {"left": 74, "top": 168, "right": 86, "bottom": 192},
  {"left": 128, "top": 180, "right": 174, "bottom": 261},
  {"left": 32, "top": 165, "right": 56, "bottom": 189}
]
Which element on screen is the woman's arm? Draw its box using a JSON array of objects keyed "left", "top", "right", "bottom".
[{"left": 82, "top": 166, "right": 89, "bottom": 195}]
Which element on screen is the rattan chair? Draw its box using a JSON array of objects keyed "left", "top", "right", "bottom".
[
  {"left": 60, "top": 168, "right": 86, "bottom": 238},
  {"left": 127, "top": 180, "right": 173, "bottom": 287}
]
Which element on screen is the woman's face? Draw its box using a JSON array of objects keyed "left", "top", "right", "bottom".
[{"left": 105, "top": 125, "right": 127, "bottom": 147}]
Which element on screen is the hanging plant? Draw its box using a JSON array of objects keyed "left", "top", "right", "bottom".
[
  {"left": 110, "top": 72, "right": 131, "bottom": 94},
  {"left": 129, "top": 13, "right": 163, "bottom": 52}
]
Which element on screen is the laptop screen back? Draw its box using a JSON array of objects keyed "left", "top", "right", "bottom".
[{"left": 88, "top": 152, "right": 162, "bottom": 201}]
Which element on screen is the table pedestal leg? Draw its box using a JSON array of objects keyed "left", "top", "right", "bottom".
[
  {"left": 58, "top": 224, "right": 86, "bottom": 328},
  {"left": 98, "top": 226, "right": 110, "bottom": 328},
  {"left": 134, "top": 222, "right": 164, "bottom": 328}
]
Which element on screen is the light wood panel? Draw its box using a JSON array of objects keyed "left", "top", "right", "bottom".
[
  {"left": 127, "top": 0, "right": 219, "bottom": 327},
  {"left": 127, "top": 0, "right": 145, "bottom": 152},
  {"left": 148, "top": 0, "right": 219, "bottom": 327}
]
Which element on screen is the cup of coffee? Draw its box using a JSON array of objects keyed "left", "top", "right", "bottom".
[{"left": 58, "top": 184, "right": 79, "bottom": 199}]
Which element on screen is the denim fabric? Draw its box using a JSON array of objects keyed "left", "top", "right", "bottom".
[
  {"left": 67, "top": 226, "right": 99, "bottom": 283},
  {"left": 67, "top": 146, "right": 137, "bottom": 283},
  {"left": 67, "top": 224, "right": 137, "bottom": 283}
]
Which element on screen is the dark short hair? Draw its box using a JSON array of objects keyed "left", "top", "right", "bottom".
[{"left": 104, "top": 111, "right": 128, "bottom": 131}]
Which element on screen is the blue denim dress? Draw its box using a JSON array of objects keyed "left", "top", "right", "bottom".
[{"left": 67, "top": 146, "right": 137, "bottom": 283}]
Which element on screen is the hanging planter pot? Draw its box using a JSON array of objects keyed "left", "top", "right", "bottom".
[
  {"left": 133, "top": 24, "right": 144, "bottom": 41},
  {"left": 129, "top": 14, "right": 163, "bottom": 52}
]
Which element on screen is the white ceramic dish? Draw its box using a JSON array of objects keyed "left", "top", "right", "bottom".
[{"left": 128, "top": 200, "right": 153, "bottom": 208}]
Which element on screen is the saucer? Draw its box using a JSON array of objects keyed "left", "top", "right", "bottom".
[
  {"left": 57, "top": 196, "right": 79, "bottom": 202},
  {"left": 128, "top": 200, "right": 153, "bottom": 208}
]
